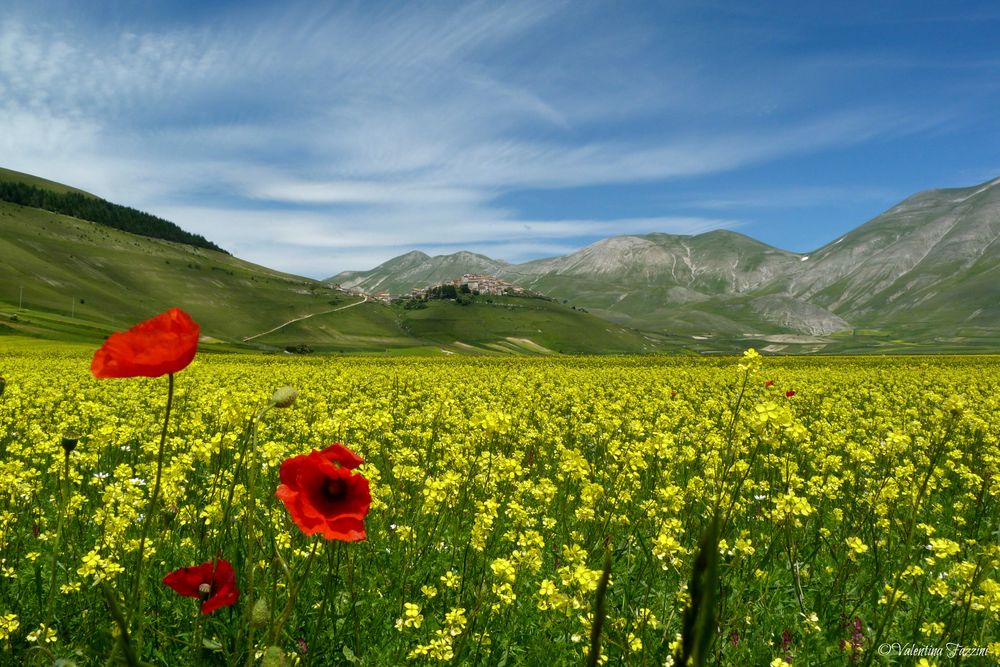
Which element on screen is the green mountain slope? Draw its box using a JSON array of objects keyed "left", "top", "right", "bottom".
[
  {"left": 247, "top": 296, "right": 664, "bottom": 355},
  {"left": 0, "top": 167, "right": 224, "bottom": 253},
  {"left": 0, "top": 167, "right": 95, "bottom": 196},
  {"left": 0, "top": 200, "right": 356, "bottom": 344},
  {"left": 0, "top": 169, "right": 664, "bottom": 354},
  {"left": 501, "top": 231, "right": 809, "bottom": 333},
  {"left": 397, "top": 296, "right": 660, "bottom": 354},
  {"left": 329, "top": 176, "right": 1000, "bottom": 349},
  {"left": 775, "top": 177, "right": 1000, "bottom": 335},
  {"left": 331, "top": 231, "right": 827, "bottom": 335},
  {"left": 10, "top": 166, "right": 1000, "bottom": 354},
  {"left": 332, "top": 250, "right": 509, "bottom": 295}
]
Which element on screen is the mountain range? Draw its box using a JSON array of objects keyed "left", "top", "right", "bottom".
[
  {"left": 0, "top": 168, "right": 660, "bottom": 355},
  {"left": 333, "top": 176, "right": 1000, "bottom": 350},
  {"left": 3, "top": 163, "right": 999, "bottom": 354}
]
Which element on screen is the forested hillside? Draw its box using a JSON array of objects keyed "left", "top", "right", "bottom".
[{"left": 0, "top": 179, "right": 225, "bottom": 253}]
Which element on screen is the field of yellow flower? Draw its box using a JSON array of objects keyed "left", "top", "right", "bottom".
[{"left": 1, "top": 347, "right": 999, "bottom": 665}]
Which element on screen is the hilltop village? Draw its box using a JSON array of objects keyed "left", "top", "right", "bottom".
[{"left": 338, "top": 274, "right": 530, "bottom": 304}]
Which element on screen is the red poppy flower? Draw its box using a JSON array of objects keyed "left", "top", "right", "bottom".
[
  {"left": 786, "top": 390, "right": 796, "bottom": 397},
  {"left": 765, "top": 380, "right": 775, "bottom": 387},
  {"left": 91, "top": 307, "right": 200, "bottom": 378},
  {"left": 276, "top": 443, "right": 371, "bottom": 541},
  {"left": 163, "top": 559, "right": 239, "bottom": 614}
]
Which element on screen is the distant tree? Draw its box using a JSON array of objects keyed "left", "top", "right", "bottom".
[
  {"left": 0, "top": 181, "right": 227, "bottom": 253},
  {"left": 428, "top": 285, "right": 458, "bottom": 300}
]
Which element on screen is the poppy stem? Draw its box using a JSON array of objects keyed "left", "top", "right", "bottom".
[
  {"left": 192, "top": 612, "right": 205, "bottom": 665},
  {"left": 311, "top": 543, "right": 336, "bottom": 651},
  {"left": 128, "top": 372, "right": 175, "bottom": 650},
  {"left": 267, "top": 539, "right": 320, "bottom": 647}
]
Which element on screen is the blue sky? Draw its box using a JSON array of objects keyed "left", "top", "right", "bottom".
[{"left": 3, "top": 1, "right": 1000, "bottom": 277}]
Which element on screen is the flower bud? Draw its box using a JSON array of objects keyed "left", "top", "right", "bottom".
[
  {"left": 262, "top": 646, "right": 287, "bottom": 667},
  {"left": 251, "top": 598, "right": 270, "bottom": 627},
  {"left": 61, "top": 431, "right": 80, "bottom": 455},
  {"left": 270, "top": 386, "right": 298, "bottom": 409}
]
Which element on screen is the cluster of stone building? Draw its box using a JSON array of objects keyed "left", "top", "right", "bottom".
[
  {"left": 410, "top": 274, "right": 526, "bottom": 299},
  {"left": 333, "top": 273, "right": 528, "bottom": 304}
]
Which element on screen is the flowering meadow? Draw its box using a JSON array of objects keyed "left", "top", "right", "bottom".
[{"left": 1, "top": 318, "right": 999, "bottom": 665}]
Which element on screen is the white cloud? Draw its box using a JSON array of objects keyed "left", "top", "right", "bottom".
[
  {"left": 152, "top": 202, "right": 736, "bottom": 276},
  {"left": 250, "top": 181, "right": 486, "bottom": 207},
  {"left": 0, "top": 2, "right": 977, "bottom": 280}
]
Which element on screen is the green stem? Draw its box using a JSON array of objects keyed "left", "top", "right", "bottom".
[
  {"left": 586, "top": 548, "right": 613, "bottom": 667},
  {"left": 312, "top": 544, "right": 337, "bottom": 650},
  {"left": 244, "top": 405, "right": 270, "bottom": 667},
  {"left": 861, "top": 418, "right": 955, "bottom": 667},
  {"left": 128, "top": 372, "right": 175, "bottom": 649},
  {"left": 44, "top": 450, "right": 71, "bottom": 626},
  {"left": 192, "top": 613, "right": 205, "bottom": 666},
  {"left": 267, "top": 539, "right": 320, "bottom": 647},
  {"left": 347, "top": 546, "right": 361, "bottom": 656},
  {"left": 101, "top": 582, "right": 141, "bottom": 667}
]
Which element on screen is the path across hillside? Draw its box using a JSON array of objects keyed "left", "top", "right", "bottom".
[{"left": 242, "top": 296, "right": 368, "bottom": 342}]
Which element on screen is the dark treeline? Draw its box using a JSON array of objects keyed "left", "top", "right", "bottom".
[
  {"left": 426, "top": 284, "right": 460, "bottom": 299},
  {"left": 0, "top": 181, "right": 227, "bottom": 253}
]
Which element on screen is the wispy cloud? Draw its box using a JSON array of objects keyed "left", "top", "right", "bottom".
[
  {"left": 1, "top": 1, "right": 995, "bottom": 277},
  {"left": 155, "top": 201, "right": 736, "bottom": 272},
  {"left": 249, "top": 181, "right": 486, "bottom": 207},
  {"left": 677, "top": 185, "right": 899, "bottom": 211}
]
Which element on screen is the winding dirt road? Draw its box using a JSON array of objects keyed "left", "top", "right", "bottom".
[{"left": 242, "top": 296, "right": 368, "bottom": 342}]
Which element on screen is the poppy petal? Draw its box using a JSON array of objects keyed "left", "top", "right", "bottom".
[
  {"left": 92, "top": 307, "right": 200, "bottom": 378},
  {"left": 278, "top": 454, "right": 308, "bottom": 487},
  {"left": 163, "top": 562, "right": 215, "bottom": 598},
  {"left": 320, "top": 515, "right": 367, "bottom": 542},
  {"left": 319, "top": 443, "right": 365, "bottom": 470},
  {"left": 276, "top": 444, "right": 371, "bottom": 541},
  {"left": 164, "top": 559, "right": 240, "bottom": 615},
  {"left": 202, "top": 559, "right": 239, "bottom": 614}
]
